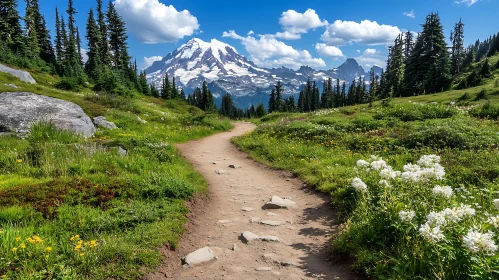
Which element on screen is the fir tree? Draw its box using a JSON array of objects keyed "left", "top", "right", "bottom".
[
  {"left": 26, "top": 0, "right": 54, "bottom": 63},
  {"left": 450, "top": 19, "right": 465, "bottom": 75},
  {"left": 24, "top": 2, "right": 40, "bottom": 58},
  {"left": 55, "top": 8, "right": 64, "bottom": 63},
  {"left": 171, "top": 77, "right": 177, "bottom": 99},
  {"left": 85, "top": 8, "right": 101, "bottom": 80},
  {"left": 404, "top": 30, "right": 414, "bottom": 61},
  {"left": 96, "top": 0, "right": 109, "bottom": 67},
  {"left": 107, "top": 1, "right": 130, "bottom": 72},
  {"left": 268, "top": 88, "right": 276, "bottom": 113},
  {"left": 320, "top": 79, "right": 328, "bottom": 109},
  {"left": 138, "top": 71, "right": 149, "bottom": 95},
  {"left": 179, "top": 88, "right": 186, "bottom": 100},
  {"left": 76, "top": 27, "right": 83, "bottom": 66},
  {"left": 275, "top": 81, "right": 283, "bottom": 112},
  {"left": 161, "top": 73, "right": 171, "bottom": 99},
  {"left": 0, "top": 0, "right": 24, "bottom": 52},
  {"left": 255, "top": 103, "right": 266, "bottom": 118},
  {"left": 480, "top": 58, "right": 491, "bottom": 78},
  {"left": 150, "top": 84, "right": 159, "bottom": 98},
  {"left": 297, "top": 90, "right": 304, "bottom": 112}
]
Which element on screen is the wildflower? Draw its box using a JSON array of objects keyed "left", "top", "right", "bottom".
[
  {"left": 70, "top": 234, "right": 80, "bottom": 241},
  {"left": 426, "top": 211, "right": 447, "bottom": 227},
  {"left": 15, "top": 237, "right": 21, "bottom": 242},
  {"left": 27, "top": 235, "right": 44, "bottom": 244},
  {"left": 11, "top": 247, "right": 18, "bottom": 253},
  {"left": 432, "top": 185, "right": 454, "bottom": 199},
  {"left": 487, "top": 216, "right": 499, "bottom": 228},
  {"left": 379, "top": 167, "right": 399, "bottom": 180},
  {"left": 45, "top": 247, "right": 52, "bottom": 252},
  {"left": 399, "top": 210, "right": 416, "bottom": 222},
  {"left": 419, "top": 223, "right": 445, "bottom": 243},
  {"left": 351, "top": 177, "right": 368, "bottom": 193},
  {"left": 356, "top": 159, "right": 370, "bottom": 168},
  {"left": 16, "top": 159, "right": 22, "bottom": 163},
  {"left": 370, "top": 159, "right": 387, "bottom": 171},
  {"left": 493, "top": 199, "right": 499, "bottom": 210},
  {"left": 417, "top": 154, "right": 441, "bottom": 167},
  {"left": 19, "top": 243, "right": 26, "bottom": 249},
  {"left": 79, "top": 253, "right": 85, "bottom": 257},
  {"left": 378, "top": 180, "right": 390, "bottom": 188},
  {"left": 88, "top": 240, "right": 98, "bottom": 248},
  {"left": 463, "top": 230, "right": 498, "bottom": 254},
  {"left": 403, "top": 163, "right": 421, "bottom": 173},
  {"left": 74, "top": 244, "right": 82, "bottom": 251}
]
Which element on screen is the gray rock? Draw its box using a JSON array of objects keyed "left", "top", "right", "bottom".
[
  {"left": 0, "top": 63, "right": 36, "bottom": 84},
  {"left": 266, "top": 212, "right": 279, "bottom": 216},
  {"left": 215, "top": 170, "right": 228, "bottom": 175},
  {"left": 93, "top": 116, "right": 117, "bottom": 129},
  {"left": 255, "top": 267, "right": 272, "bottom": 271},
  {"left": 265, "top": 196, "right": 296, "bottom": 209},
  {"left": 240, "top": 231, "right": 280, "bottom": 243},
  {"left": 260, "top": 220, "right": 284, "bottom": 226},
  {"left": 0, "top": 92, "right": 95, "bottom": 137},
  {"left": 228, "top": 164, "right": 242, "bottom": 169},
  {"left": 183, "top": 247, "right": 215, "bottom": 266},
  {"left": 118, "top": 146, "right": 128, "bottom": 157},
  {"left": 5, "top": 84, "right": 19, "bottom": 88},
  {"left": 250, "top": 217, "right": 261, "bottom": 223},
  {"left": 232, "top": 244, "right": 237, "bottom": 251}
]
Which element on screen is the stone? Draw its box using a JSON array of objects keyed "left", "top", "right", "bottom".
[
  {"left": 260, "top": 220, "right": 284, "bottom": 226},
  {"left": 216, "top": 220, "right": 231, "bottom": 224},
  {"left": 0, "top": 63, "right": 36, "bottom": 84},
  {"left": 250, "top": 217, "right": 261, "bottom": 223},
  {"left": 232, "top": 244, "right": 237, "bottom": 251},
  {"left": 264, "top": 196, "right": 296, "bottom": 209},
  {"left": 118, "top": 146, "right": 128, "bottom": 157},
  {"left": 215, "top": 170, "right": 228, "bottom": 175},
  {"left": 266, "top": 212, "right": 279, "bottom": 216},
  {"left": 212, "top": 162, "right": 217, "bottom": 164},
  {"left": 183, "top": 247, "right": 215, "bottom": 266},
  {"left": 0, "top": 92, "right": 95, "bottom": 137},
  {"left": 255, "top": 267, "right": 272, "bottom": 271},
  {"left": 228, "top": 164, "right": 242, "bottom": 169},
  {"left": 5, "top": 84, "right": 18, "bottom": 88},
  {"left": 240, "top": 231, "right": 279, "bottom": 243},
  {"left": 241, "top": 207, "right": 254, "bottom": 212},
  {"left": 93, "top": 116, "right": 117, "bottom": 129}
]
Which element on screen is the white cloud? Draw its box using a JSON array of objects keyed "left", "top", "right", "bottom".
[
  {"left": 279, "top": 9, "right": 328, "bottom": 33},
  {"left": 247, "top": 30, "right": 254, "bottom": 35},
  {"left": 315, "top": 43, "right": 343, "bottom": 58},
  {"left": 455, "top": 0, "right": 480, "bottom": 6},
  {"left": 114, "top": 0, "right": 199, "bottom": 44},
  {"left": 321, "top": 20, "right": 401, "bottom": 46},
  {"left": 81, "top": 48, "right": 88, "bottom": 63},
  {"left": 222, "top": 30, "right": 325, "bottom": 69},
  {"left": 363, "top": 48, "right": 379, "bottom": 55},
  {"left": 275, "top": 31, "right": 301, "bottom": 40},
  {"left": 142, "top": 55, "right": 162, "bottom": 69},
  {"left": 403, "top": 10, "right": 415, "bottom": 18}
]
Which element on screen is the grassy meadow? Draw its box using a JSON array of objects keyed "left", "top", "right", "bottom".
[
  {"left": 234, "top": 79, "right": 499, "bottom": 278},
  {"left": 0, "top": 72, "right": 232, "bottom": 279}
]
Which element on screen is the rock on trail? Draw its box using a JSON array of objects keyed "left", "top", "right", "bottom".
[
  {"left": 183, "top": 247, "right": 215, "bottom": 267},
  {"left": 265, "top": 196, "right": 297, "bottom": 209}
]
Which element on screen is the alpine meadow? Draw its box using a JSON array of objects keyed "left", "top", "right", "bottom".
[{"left": 1, "top": 0, "right": 499, "bottom": 279}]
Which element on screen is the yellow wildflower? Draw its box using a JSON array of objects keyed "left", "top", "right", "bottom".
[
  {"left": 15, "top": 237, "right": 21, "bottom": 242},
  {"left": 16, "top": 159, "right": 22, "bottom": 163},
  {"left": 88, "top": 240, "right": 98, "bottom": 248},
  {"left": 74, "top": 244, "right": 82, "bottom": 251},
  {"left": 70, "top": 235, "right": 80, "bottom": 241},
  {"left": 1, "top": 275, "right": 6, "bottom": 279},
  {"left": 45, "top": 255, "right": 49, "bottom": 260},
  {"left": 11, "top": 247, "right": 18, "bottom": 253},
  {"left": 79, "top": 253, "right": 84, "bottom": 257},
  {"left": 45, "top": 247, "right": 52, "bottom": 252},
  {"left": 19, "top": 243, "right": 26, "bottom": 249}
]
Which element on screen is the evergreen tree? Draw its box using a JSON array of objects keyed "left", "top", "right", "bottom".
[
  {"left": 297, "top": 90, "right": 304, "bottom": 112},
  {"left": 320, "top": 80, "right": 328, "bottom": 109},
  {"left": 311, "top": 81, "right": 319, "bottom": 111},
  {"left": 138, "top": 71, "right": 149, "bottom": 95},
  {"left": 404, "top": 30, "right": 414, "bottom": 60},
  {"left": 341, "top": 81, "right": 346, "bottom": 106},
  {"left": 450, "top": 19, "right": 465, "bottom": 75},
  {"left": 171, "top": 77, "right": 177, "bottom": 99},
  {"left": 255, "top": 103, "right": 266, "bottom": 118},
  {"left": 161, "top": 73, "right": 170, "bottom": 99},
  {"left": 268, "top": 88, "right": 276, "bottom": 113},
  {"left": 0, "top": 0, "right": 24, "bottom": 52},
  {"left": 25, "top": 0, "right": 54, "bottom": 63},
  {"left": 275, "top": 81, "right": 283, "bottom": 112},
  {"left": 85, "top": 8, "right": 101, "bottom": 80},
  {"left": 24, "top": 3, "right": 40, "bottom": 58},
  {"left": 462, "top": 46, "right": 475, "bottom": 69},
  {"left": 304, "top": 79, "right": 312, "bottom": 112},
  {"left": 55, "top": 8, "right": 64, "bottom": 63},
  {"left": 65, "top": 0, "right": 79, "bottom": 72},
  {"left": 179, "top": 88, "right": 186, "bottom": 100},
  {"left": 150, "top": 83, "right": 159, "bottom": 98},
  {"left": 333, "top": 78, "right": 340, "bottom": 107},
  {"left": 76, "top": 27, "right": 83, "bottom": 66},
  {"left": 480, "top": 58, "right": 491, "bottom": 78},
  {"left": 385, "top": 34, "right": 405, "bottom": 97},
  {"left": 107, "top": 0, "right": 129, "bottom": 72},
  {"left": 96, "top": 0, "right": 109, "bottom": 67},
  {"left": 219, "top": 93, "right": 235, "bottom": 118}
]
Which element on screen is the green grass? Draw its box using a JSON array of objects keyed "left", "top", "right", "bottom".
[
  {"left": 234, "top": 99, "right": 499, "bottom": 278},
  {"left": 0, "top": 71, "right": 232, "bottom": 279}
]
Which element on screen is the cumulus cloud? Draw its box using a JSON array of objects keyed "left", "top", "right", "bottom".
[
  {"left": 279, "top": 9, "right": 328, "bottom": 33},
  {"left": 247, "top": 30, "right": 254, "bottom": 35},
  {"left": 222, "top": 30, "right": 325, "bottom": 69},
  {"left": 455, "top": 0, "right": 480, "bottom": 6},
  {"left": 142, "top": 55, "right": 163, "bottom": 69},
  {"left": 114, "top": 0, "right": 199, "bottom": 44},
  {"left": 403, "top": 10, "right": 415, "bottom": 18},
  {"left": 275, "top": 31, "right": 301, "bottom": 40},
  {"left": 363, "top": 48, "right": 379, "bottom": 55},
  {"left": 315, "top": 43, "right": 343, "bottom": 58},
  {"left": 321, "top": 20, "right": 401, "bottom": 46}
]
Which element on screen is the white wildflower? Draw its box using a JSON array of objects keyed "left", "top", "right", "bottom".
[
  {"left": 379, "top": 166, "right": 399, "bottom": 180},
  {"left": 426, "top": 211, "right": 447, "bottom": 227},
  {"left": 351, "top": 177, "right": 368, "bottom": 193},
  {"left": 463, "top": 230, "right": 498, "bottom": 254},
  {"left": 487, "top": 216, "right": 499, "bottom": 228},
  {"left": 370, "top": 159, "right": 387, "bottom": 171},
  {"left": 403, "top": 163, "right": 421, "bottom": 173},
  {"left": 417, "top": 154, "right": 441, "bottom": 168},
  {"left": 399, "top": 210, "right": 416, "bottom": 222},
  {"left": 369, "top": 155, "right": 381, "bottom": 161},
  {"left": 419, "top": 223, "right": 445, "bottom": 243},
  {"left": 432, "top": 185, "right": 454, "bottom": 199},
  {"left": 378, "top": 180, "right": 390, "bottom": 188},
  {"left": 493, "top": 199, "right": 499, "bottom": 210},
  {"left": 356, "top": 160, "right": 370, "bottom": 168}
]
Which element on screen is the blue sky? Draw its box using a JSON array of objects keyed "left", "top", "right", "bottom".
[{"left": 29, "top": 0, "right": 498, "bottom": 70}]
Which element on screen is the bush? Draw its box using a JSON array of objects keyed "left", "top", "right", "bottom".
[
  {"left": 475, "top": 89, "right": 488, "bottom": 101},
  {"left": 84, "top": 92, "right": 140, "bottom": 113},
  {"left": 470, "top": 102, "right": 499, "bottom": 120},
  {"left": 374, "top": 104, "right": 458, "bottom": 122},
  {"left": 55, "top": 77, "right": 80, "bottom": 91}
]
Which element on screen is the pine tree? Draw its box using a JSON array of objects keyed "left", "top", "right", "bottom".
[
  {"left": 320, "top": 80, "right": 328, "bottom": 109},
  {"left": 0, "top": 0, "right": 24, "bottom": 52},
  {"left": 25, "top": 0, "right": 54, "bottom": 63},
  {"left": 138, "top": 71, "right": 149, "bottom": 95},
  {"left": 55, "top": 8, "right": 64, "bottom": 63},
  {"left": 24, "top": 2, "right": 40, "bottom": 58},
  {"left": 171, "top": 77, "right": 177, "bottom": 99},
  {"left": 180, "top": 88, "right": 186, "bottom": 100},
  {"left": 76, "top": 27, "right": 83, "bottom": 66},
  {"left": 107, "top": 1, "right": 129, "bottom": 72},
  {"left": 150, "top": 83, "right": 159, "bottom": 98},
  {"left": 256, "top": 103, "right": 266, "bottom": 118},
  {"left": 275, "top": 81, "right": 283, "bottom": 112},
  {"left": 450, "top": 19, "right": 465, "bottom": 75},
  {"left": 341, "top": 82, "right": 346, "bottom": 106},
  {"left": 333, "top": 78, "right": 340, "bottom": 107},
  {"left": 385, "top": 34, "right": 405, "bottom": 97},
  {"left": 96, "top": 0, "right": 109, "bottom": 67},
  {"left": 161, "top": 73, "right": 171, "bottom": 99},
  {"left": 85, "top": 8, "right": 101, "bottom": 80},
  {"left": 304, "top": 79, "right": 312, "bottom": 112},
  {"left": 297, "top": 90, "right": 304, "bottom": 112},
  {"left": 404, "top": 30, "right": 414, "bottom": 61},
  {"left": 480, "top": 58, "right": 491, "bottom": 78},
  {"left": 268, "top": 88, "right": 276, "bottom": 113}
]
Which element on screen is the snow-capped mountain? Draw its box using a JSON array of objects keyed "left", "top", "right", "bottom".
[{"left": 145, "top": 38, "right": 381, "bottom": 107}]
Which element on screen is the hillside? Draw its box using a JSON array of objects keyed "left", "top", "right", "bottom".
[
  {"left": 0, "top": 69, "right": 231, "bottom": 279},
  {"left": 233, "top": 66, "right": 499, "bottom": 278}
]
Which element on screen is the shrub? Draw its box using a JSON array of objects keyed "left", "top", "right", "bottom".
[
  {"left": 474, "top": 89, "right": 488, "bottom": 101},
  {"left": 374, "top": 104, "right": 458, "bottom": 122},
  {"left": 470, "top": 102, "right": 499, "bottom": 120},
  {"left": 55, "top": 77, "right": 80, "bottom": 91}
]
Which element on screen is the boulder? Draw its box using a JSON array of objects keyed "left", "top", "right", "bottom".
[
  {"left": 0, "top": 92, "right": 95, "bottom": 137},
  {"left": 183, "top": 247, "right": 215, "bottom": 267},
  {"left": 260, "top": 220, "right": 284, "bottom": 226},
  {"left": 93, "top": 116, "right": 117, "bottom": 129},
  {"left": 264, "top": 196, "right": 296, "bottom": 209},
  {"left": 0, "top": 63, "right": 36, "bottom": 84},
  {"left": 240, "top": 231, "right": 280, "bottom": 243}
]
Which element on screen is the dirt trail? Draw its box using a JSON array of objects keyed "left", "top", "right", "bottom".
[{"left": 146, "top": 122, "right": 361, "bottom": 280}]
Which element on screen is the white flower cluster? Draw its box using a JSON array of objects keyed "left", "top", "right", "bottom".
[
  {"left": 419, "top": 204, "right": 476, "bottom": 243},
  {"left": 378, "top": 180, "right": 390, "bottom": 188},
  {"left": 487, "top": 216, "right": 499, "bottom": 228},
  {"left": 399, "top": 210, "right": 416, "bottom": 222},
  {"left": 401, "top": 155, "right": 445, "bottom": 184},
  {"left": 432, "top": 185, "right": 454, "bottom": 199},
  {"left": 356, "top": 159, "right": 370, "bottom": 168},
  {"left": 351, "top": 177, "right": 368, "bottom": 193},
  {"left": 463, "top": 230, "right": 498, "bottom": 254},
  {"left": 379, "top": 166, "right": 401, "bottom": 180},
  {"left": 494, "top": 199, "right": 499, "bottom": 210}
]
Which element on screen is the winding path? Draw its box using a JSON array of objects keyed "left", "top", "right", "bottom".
[{"left": 146, "top": 122, "right": 360, "bottom": 280}]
